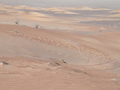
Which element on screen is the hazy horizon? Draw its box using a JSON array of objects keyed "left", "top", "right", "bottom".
[{"left": 0, "top": 0, "right": 120, "bottom": 9}]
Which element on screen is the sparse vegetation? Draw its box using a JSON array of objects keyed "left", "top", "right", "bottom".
[
  {"left": 0, "top": 61, "right": 9, "bottom": 65},
  {"left": 62, "top": 59, "right": 67, "bottom": 64},
  {"left": 15, "top": 17, "right": 20, "bottom": 25},
  {"left": 99, "top": 27, "right": 106, "bottom": 32},
  {"left": 99, "top": 27, "right": 104, "bottom": 32},
  {"left": 99, "top": 29, "right": 102, "bottom": 32},
  {"left": 35, "top": 23, "right": 39, "bottom": 29},
  {"left": 14, "top": 30, "right": 19, "bottom": 33}
]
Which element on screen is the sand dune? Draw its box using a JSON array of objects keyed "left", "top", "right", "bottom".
[
  {"left": 0, "top": 4, "right": 120, "bottom": 90},
  {"left": 0, "top": 24, "right": 119, "bottom": 65},
  {"left": 41, "top": 7, "right": 110, "bottom": 11},
  {"left": 0, "top": 20, "right": 120, "bottom": 90},
  {"left": 0, "top": 4, "right": 119, "bottom": 23},
  {"left": 111, "top": 10, "right": 120, "bottom": 13},
  {"left": 56, "top": 11, "right": 78, "bottom": 14},
  {"left": 109, "top": 14, "right": 120, "bottom": 17},
  {"left": 63, "top": 7, "right": 110, "bottom": 11},
  {"left": 0, "top": 5, "right": 110, "bottom": 14}
]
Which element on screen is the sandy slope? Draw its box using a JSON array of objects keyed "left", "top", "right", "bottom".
[
  {"left": 0, "top": 57, "right": 120, "bottom": 90},
  {"left": 0, "top": 24, "right": 120, "bottom": 90},
  {"left": 0, "top": 24, "right": 119, "bottom": 65},
  {"left": 0, "top": 4, "right": 120, "bottom": 90}
]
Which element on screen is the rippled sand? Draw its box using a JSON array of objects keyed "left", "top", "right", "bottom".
[{"left": 0, "top": 4, "right": 120, "bottom": 90}]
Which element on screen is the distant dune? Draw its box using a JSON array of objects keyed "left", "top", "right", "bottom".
[
  {"left": 111, "top": 10, "right": 120, "bottom": 13},
  {"left": 109, "top": 14, "right": 120, "bottom": 17}
]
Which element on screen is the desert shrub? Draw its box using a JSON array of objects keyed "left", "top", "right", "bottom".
[
  {"left": 35, "top": 23, "right": 39, "bottom": 29},
  {"left": 15, "top": 17, "right": 20, "bottom": 25}
]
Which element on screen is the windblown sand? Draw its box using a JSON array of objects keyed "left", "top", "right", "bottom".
[
  {"left": 0, "top": 4, "right": 120, "bottom": 90},
  {"left": 0, "top": 23, "right": 120, "bottom": 90}
]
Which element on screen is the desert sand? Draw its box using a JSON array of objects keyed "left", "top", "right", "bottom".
[{"left": 0, "top": 4, "right": 120, "bottom": 90}]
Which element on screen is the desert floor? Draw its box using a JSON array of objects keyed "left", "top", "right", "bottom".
[{"left": 0, "top": 5, "right": 120, "bottom": 90}]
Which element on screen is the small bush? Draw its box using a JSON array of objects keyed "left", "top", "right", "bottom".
[
  {"left": 15, "top": 17, "right": 20, "bottom": 25},
  {"left": 35, "top": 23, "right": 39, "bottom": 29}
]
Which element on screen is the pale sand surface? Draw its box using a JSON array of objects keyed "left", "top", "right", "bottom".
[
  {"left": 0, "top": 24, "right": 120, "bottom": 90},
  {"left": 0, "top": 4, "right": 120, "bottom": 90},
  {"left": 0, "top": 57, "right": 120, "bottom": 90}
]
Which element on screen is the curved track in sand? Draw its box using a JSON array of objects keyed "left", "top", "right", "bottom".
[
  {"left": 0, "top": 24, "right": 120, "bottom": 70},
  {"left": 0, "top": 12, "right": 120, "bottom": 90}
]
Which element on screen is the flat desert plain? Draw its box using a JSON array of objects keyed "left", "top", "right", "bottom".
[{"left": 0, "top": 4, "right": 120, "bottom": 90}]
